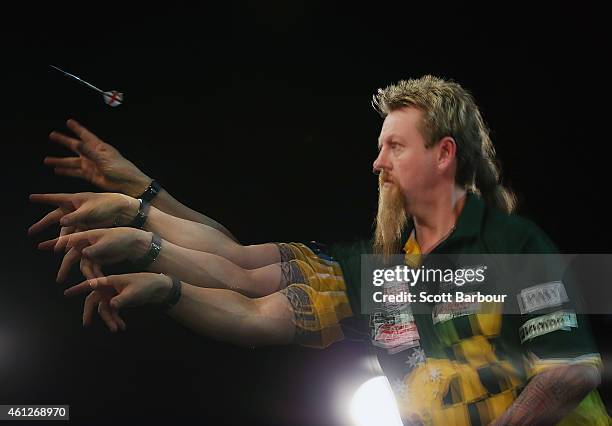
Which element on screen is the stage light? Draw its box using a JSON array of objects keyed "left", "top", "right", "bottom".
[{"left": 349, "top": 376, "right": 403, "bottom": 426}]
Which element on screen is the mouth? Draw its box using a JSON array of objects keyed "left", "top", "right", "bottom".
[
  {"left": 379, "top": 172, "right": 395, "bottom": 188},
  {"left": 381, "top": 177, "right": 394, "bottom": 187}
]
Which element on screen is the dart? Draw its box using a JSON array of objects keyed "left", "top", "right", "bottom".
[{"left": 49, "top": 64, "right": 124, "bottom": 107}]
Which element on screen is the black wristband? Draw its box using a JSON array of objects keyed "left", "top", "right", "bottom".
[
  {"left": 137, "top": 180, "right": 162, "bottom": 202},
  {"left": 132, "top": 233, "right": 162, "bottom": 270},
  {"left": 162, "top": 275, "right": 182, "bottom": 310},
  {"left": 130, "top": 198, "right": 151, "bottom": 229}
]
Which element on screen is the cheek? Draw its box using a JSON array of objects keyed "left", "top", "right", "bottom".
[
  {"left": 394, "top": 163, "right": 417, "bottom": 190},
  {"left": 395, "top": 156, "right": 430, "bottom": 189}
]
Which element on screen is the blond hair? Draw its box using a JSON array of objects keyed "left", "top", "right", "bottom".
[{"left": 372, "top": 75, "right": 516, "bottom": 213}]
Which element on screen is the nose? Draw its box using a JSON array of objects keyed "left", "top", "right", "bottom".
[{"left": 373, "top": 149, "right": 390, "bottom": 175}]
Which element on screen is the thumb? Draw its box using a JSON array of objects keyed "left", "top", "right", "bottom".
[
  {"left": 110, "top": 294, "right": 129, "bottom": 310},
  {"left": 81, "top": 240, "right": 104, "bottom": 259},
  {"left": 60, "top": 210, "right": 84, "bottom": 226}
]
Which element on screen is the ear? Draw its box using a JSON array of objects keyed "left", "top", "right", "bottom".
[{"left": 436, "top": 136, "right": 457, "bottom": 171}]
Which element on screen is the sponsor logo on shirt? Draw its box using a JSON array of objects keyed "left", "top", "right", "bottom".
[
  {"left": 431, "top": 301, "right": 480, "bottom": 324},
  {"left": 370, "top": 311, "right": 420, "bottom": 353},
  {"left": 519, "top": 310, "right": 577, "bottom": 343},
  {"left": 517, "top": 281, "right": 569, "bottom": 314}
]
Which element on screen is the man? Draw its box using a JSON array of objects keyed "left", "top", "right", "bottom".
[
  {"left": 365, "top": 77, "right": 609, "bottom": 425},
  {"left": 31, "top": 76, "right": 609, "bottom": 424}
]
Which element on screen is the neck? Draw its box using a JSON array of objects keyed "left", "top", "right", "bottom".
[{"left": 410, "top": 186, "right": 467, "bottom": 254}]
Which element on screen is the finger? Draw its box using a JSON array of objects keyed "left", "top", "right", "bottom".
[
  {"left": 60, "top": 226, "right": 75, "bottom": 236},
  {"left": 38, "top": 237, "right": 59, "bottom": 250},
  {"left": 54, "top": 167, "right": 85, "bottom": 179},
  {"left": 66, "top": 119, "right": 105, "bottom": 144},
  {"left": 87, "top": 274, "right": 135, "bottom": 294},
  {"left": 28, "top": 208, "right": 66, "bottom": 235},
  {"left": 29, "top": 193, "right": 73, "bottom": 206},
  {"left": 111, "top": 308, "right": 126, "bottom": 331},
  {"left": 80, "top": 229, "right": 123, "bottom": 259},
  {"left": 49, "top": 131, "right": 81, "bottom": 153},
  {"left": 110, "top": 293, "right": 130, "bottom": 310},
  {"left": 54, "top": 227, "right": 75, "bottom": 253},
  {"left": 62, "top": 229, "right": 101, "bottom": 251},
  {"left": 64, "top": 279, "right": 94, "bottom": 297},
  {"left": 60, "top": 209, "right": 87, "bottom": 227},
  {"left": 82, "top": 291, "right": 100, "bottom": 327},
  {"left": 57, "top": 248, "right": 81, "bottom": 283},
  {"left": 80, "top": 258, "right": 95, "bottom": 280},
  {"left": 93, "top": 263, "right": 104, "bottom": 278},
  {"left": 42, "top": 157, "right": 81, "bottom": 169},
  {"left": 87, "top": 275, "right": 121, "bottom": 290},
  {"left": 81, "top": 239, "right": 109, "bottom": 260},
  {"left": 66, "top": 120, "right": 111, "bottom": 161},
  {"left": 36, "top": 232, "right": 75, "bottom": 252},
  {"left": 53, "top": 231, "right": 80, "bottom": 253},
  {"left": 98, "top": 301, "right": 118, "bottom": 333}
]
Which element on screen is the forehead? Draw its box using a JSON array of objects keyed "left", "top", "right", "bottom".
[{"left": 378, "top": 106, "right": 424, "bottom": 144}]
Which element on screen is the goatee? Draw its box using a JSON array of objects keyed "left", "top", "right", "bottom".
[{"left": 374, "top": 172, "right": 408, "bottom": 256}]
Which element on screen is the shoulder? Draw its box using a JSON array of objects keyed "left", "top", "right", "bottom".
[
  {"left": 481, "top": 206, "right": 559, "bottom": 254},
  {"left": 329, "top": 239, "right": 373, "bottom": 260}
]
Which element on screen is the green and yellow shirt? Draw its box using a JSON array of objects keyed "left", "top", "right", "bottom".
[{"left": 330, "top": 192, "right": 610, "bottom": 425}]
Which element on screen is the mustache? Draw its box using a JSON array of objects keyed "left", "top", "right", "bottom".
[{"left": 378, "top": 171, "right": 394, "bottom": 186}]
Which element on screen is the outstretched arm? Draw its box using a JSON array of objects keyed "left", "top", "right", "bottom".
[
  {"left": 29, "top": 192, "right": 280, "bottom": 269},
  {"left": 44, "top": 119, "right": 237, "bottom": 241},
  {"left": 65, "top": 273, "right": 296, "bottom": 347},
  {"left": 169, "top": 283, "right": 295, "bottom": 347},
  {"left": 145, "top": 188, "right": 237, "bottom": 242},
  {"left": 147, "top": 237, "right": 286, "bottom": 297},
  {"left": 46, "top": 228, "right": 300, "bottom": 298},
  {"left": 144, "top": 205, "right": 280, "bottom": 269}
]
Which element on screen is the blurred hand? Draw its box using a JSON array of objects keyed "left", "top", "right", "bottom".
[
  {"left": 80, "top": 288, "right": 127, "bottom": 333},
  {"left": 45, "top": 119, "right": 152, "bottom": 197},
  {"left": 28, "top": 192, "right": 140, "bottom": 235},
  {"left": 80, "top": 256, "right": 104, "bottom": 281},
  {"left": 38, "top": 228, "right": 152, "bottom": 283},
  {"left": 65, "top": 273, "right": 173, "bottom": 331}
]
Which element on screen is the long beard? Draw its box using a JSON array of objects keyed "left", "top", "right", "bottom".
[{"left": 374, "top": 172, "right": 408, "bottom": 256}]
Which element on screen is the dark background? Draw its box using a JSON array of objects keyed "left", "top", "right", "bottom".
[{"left": 1, "top": 2, "right": 610, "bottom": 425}]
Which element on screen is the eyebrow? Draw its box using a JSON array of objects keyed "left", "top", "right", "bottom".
[
  {"left": 378, "top": 136, "right": 402, "bottom": 150},
  {"left": 377, "top": 135, "right": 389, "bottom": 150}
]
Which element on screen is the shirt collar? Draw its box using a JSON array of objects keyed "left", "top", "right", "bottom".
[{"left": 402, "top": 191, "right": 485, "bottom": 251}]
